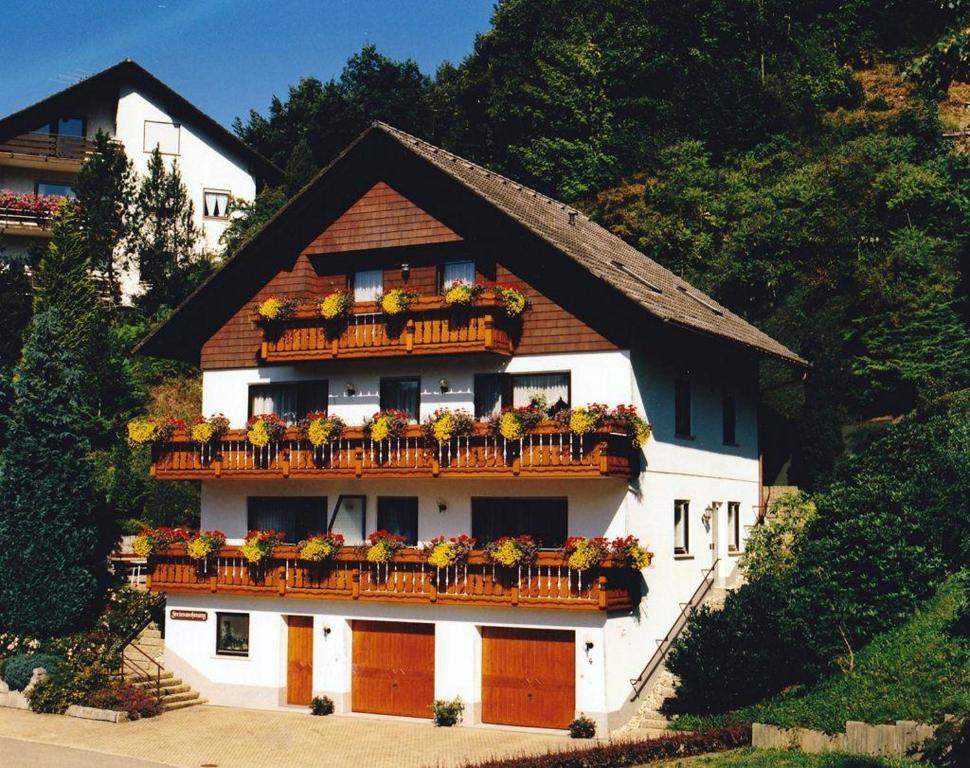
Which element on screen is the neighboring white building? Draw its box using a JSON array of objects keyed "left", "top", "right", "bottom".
[
  {"left": 0, "top": 59, "right": 277, "bottom": 291},
  {"left": 135, "top": 123, "right": 806, "bottom": 732}
]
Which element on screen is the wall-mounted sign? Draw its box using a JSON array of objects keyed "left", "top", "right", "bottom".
[{"left": 170, "top": 609, "right": 207, "bottom": 622}]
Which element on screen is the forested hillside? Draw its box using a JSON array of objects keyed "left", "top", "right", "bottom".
[{"left": 234, "top": 0, "right": 970, "bottom": 489}]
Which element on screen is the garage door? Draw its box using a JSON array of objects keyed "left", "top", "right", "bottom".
[
  {"left": 351, "top": 620, "right": 434, "bottom": 718},
  {"left": 482, "top": 627, "right": 575, "bottom": 729}
]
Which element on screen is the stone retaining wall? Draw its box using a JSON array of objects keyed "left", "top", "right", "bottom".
[{"left": 752, "top": 720, "right": 941, "bottom": 757}]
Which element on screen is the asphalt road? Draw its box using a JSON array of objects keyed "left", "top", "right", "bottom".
[{"left": 0, "top": 736, "right": 175, "bottom": 768}]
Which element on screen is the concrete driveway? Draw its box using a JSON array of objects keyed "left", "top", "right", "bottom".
[{"left": 0, "top": 705, "right": 579, "bottom": 768}]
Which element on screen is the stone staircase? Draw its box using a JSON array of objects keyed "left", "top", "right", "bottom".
[
  {"left": 122, "top": 623, "right": 207, "bottom": 712},
  {"left": 616, "top": 583, "right": 730, "bottom": 737}
]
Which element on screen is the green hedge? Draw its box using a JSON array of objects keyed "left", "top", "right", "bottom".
[{"left": 3, "top": 653, "right": 62, "bottom": 691}]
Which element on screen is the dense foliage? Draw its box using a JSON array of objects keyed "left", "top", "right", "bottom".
[
  {"left": 3, "top": 653, "right": 62, "bottom": 691},
  {"left": 667, "top": 394, "right": 970, "bottom": 715}
]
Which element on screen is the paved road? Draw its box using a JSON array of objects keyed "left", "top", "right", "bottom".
[{"left": 0, "top": 736, "right": 174, "bottom": 768}]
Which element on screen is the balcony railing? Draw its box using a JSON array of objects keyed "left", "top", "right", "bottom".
[
  {"left": 0, "top": 132, "right": 96, "bottom": 162},
  {"left": 150, "top": 424, "right": 637, "bottom": 481},
  {"left": 257, "top": 294, "right": 515, "bottom": 362},
  {"left": 147, "top": 546, "right": 641, "bottom": 612}
]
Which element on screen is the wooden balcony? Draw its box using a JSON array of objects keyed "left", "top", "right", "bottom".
[
  {"left": 0, "top": 206, "right": 55, "bottom": 238},
  {"left": 150, "top": 424, "right": 637, "bottom": 481},
  {"left": 257, "top": 293, "right": 515, "bottom": 363},
  {"left": 147, "top": 546, "right": 641, "bottom": 612},
  {"left": 0, "top": 132, "right": 96, "bottom": 171}
]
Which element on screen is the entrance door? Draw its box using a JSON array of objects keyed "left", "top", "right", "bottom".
[
  {"left": 482, "top": 627, "right": 575, "bottom": 728},
  {"left": 286, "top": 615, "right": 313, "bottom": 705},
  {"left": 351, "top": 620, "right": 434, "bottom": 717}
]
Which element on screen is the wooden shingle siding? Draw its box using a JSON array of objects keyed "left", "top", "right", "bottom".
[{"left": 305, "top": 181, "right": 462, "bottom": 254}]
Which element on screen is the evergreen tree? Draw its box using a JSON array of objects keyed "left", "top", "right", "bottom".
[
  {"left": 129, "top": 148, "right": 208, "bottom": 317},
  {"left": 0, "top": 307, "right": 109, "bottom": 635},
  {"left": 284, "top": 138, "right": 317, "bottom": 195},
  {"left": 73, "top": 130, "right": 135, "bottom": 307},
  {"left": 218, "top": 186, "right": 288, "bottom": 259}
]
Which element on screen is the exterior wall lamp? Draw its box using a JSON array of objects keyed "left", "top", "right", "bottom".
[
  {"left": 439, "top": 378, "right": 450, "bottom": 393},
  {"left": 345, "top": 382, "right": 356, "bottom": 396},
  {"left": 400, "top": 262, "right": 410, "bottom": 281}
]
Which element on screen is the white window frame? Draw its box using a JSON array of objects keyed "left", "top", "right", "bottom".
[
  {"left": 727, "top": 501, "right": 741, "bottom": 553},
  {"left": 203, "top": 188, "right": 231, "bottom": 219},
  {"left": 143, "top": 120, "right": 181, "bottom": 155},
  {"left": 674, "top": 499, "right": 690, "bottom": 555}
]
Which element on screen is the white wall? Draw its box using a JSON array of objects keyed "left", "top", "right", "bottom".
[{"left": 114, "top": 87, "right": 256, "bottom": 254}]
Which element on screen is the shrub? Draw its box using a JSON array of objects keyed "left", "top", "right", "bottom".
[
  {"left": 459, "top": 726, "right": 749, "bottom": 767},
  {"left": 739, "top": 491, "right": 816, "bottom": 581},
  {"left": 819, "top": 758, "right": 900, "bottom": 768},
  {"left": 919, "top": 717, "right": 970, "bottom": 768},
  {"left": 568, "top": 715, "right": 596, "bottom": 738},
  {"left": 432, "top": 696, "right": 464, "bottom": 727},
  {"left": 87, "top": 681, "right": 161, "bottom": 719},
  {"left": 310, "top": 695, "right": 334, "bottom": 716},
  {"left": 26, "top": 663, "right": 110, "bottom": 714},
  {"left": 3, "top": 653, "right": 62, "bottom": 691}
]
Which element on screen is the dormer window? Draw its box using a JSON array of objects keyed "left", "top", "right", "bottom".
[{"left": 441, "top": 260, "right": 474, "bottom": 290}]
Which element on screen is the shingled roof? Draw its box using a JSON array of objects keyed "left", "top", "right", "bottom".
[{"left": 372, "top": 123, "right": 805, "bottom": 366}]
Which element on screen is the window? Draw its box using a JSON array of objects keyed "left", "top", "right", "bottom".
[
  {"left": 727, "top": 502, "right": 740, "bottom": 552},
  {"left": 674, "top": 500, "right": 690, "bottom": 555},
  {"left": 377, "top": 497, "right": 419, "bottom": 545},
  {"left": 34, "top": 117, "right": 86, "bottom": 137},
  {"left": 474, "top": 374, "right": 503, "bottom": 419},
  {"left": 722, "top": 391, "right": 737, "bottom": 445},
  {"left": 248, "top": 380, "right": 328, "bottom": 424},
  {"left": 143, "top": 120, "right": 180, "bottom": 155},
  {"left": 675, "top": 378, "right": 692, "bottom": 437},
  {"left": 353, "top": 269, "right": 383, "bottom": 302},
  {"left": 247, "top": 497, "right": 328, "bottom": 543},
  {"left": 204, "top": 189, "right": 230, "bottom": 219},
  {"left": 328, "top": 495, "right": 366, "bottom": 544},
  {"left": 510, "top": 372, "right": 570, "bottom": 413},
  {"left": 216, "top": 612, "right": 249, "bottom": 656},
  {"left": 441, "top": 260, "right": 475, "bottom": 290},
  {"left": 471, "top": 498, "right": 567, "bottom": 548},
  {"left": 380, "top": 377, "right": 420, "bottom": 421},
  {"left": 35, "top": 181, "right": 75, "bottom": 199}
]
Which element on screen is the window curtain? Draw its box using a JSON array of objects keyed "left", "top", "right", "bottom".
[
  {"left": 377, "top": 497, "right": 419, "bottom": 544},
  {"left": 250, "top": 384, "right": 299, "bottom": 423},
  {"left": 380, "top": 378, "right": 420, "bottom": 421},
  {"left": 474, "top": 374, "right": 503, "bottom": 418},
  {"left": 205, "top": 191, "right": 227, "bottom": 217},
  {"left": 354, "top": 269, "right": 384, "bottom": 302},
  {"left": 511, "top": 373, "right": 569, "bottom": 410},
  {"left": 248, "top": 497, "right": 327, "bottom": 543},
  {"left": 471, "top": 498, "right": 567, "bottom": 548},
  {"left": 442, "top": 261, "right": 475, "bottom": 288}
]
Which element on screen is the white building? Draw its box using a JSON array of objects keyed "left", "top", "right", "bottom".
[
  {"left": 135, "top": 123, "right": 806, "bottom": 732},
  {"left": 0, "top": 59, "right": 277, "bottom": 286}
]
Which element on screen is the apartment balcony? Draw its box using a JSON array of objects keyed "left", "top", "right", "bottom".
[
  {"left": 0, "top": 132, "right": 96, "bottom": 172},
  {"left": 256, "top": 293, "right": 515, "bottom": 363},
  {"left": 0, "top": 192, "right": 63, "bottom": 238},
  {"left": 147, "top": 546, "right": 641, "bottom": 612},
  {"left": 150, "top": 424, "right": 637, "bottom": 481}
]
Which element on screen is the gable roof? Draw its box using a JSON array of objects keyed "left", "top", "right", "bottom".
[
  {"left": 135, "top": 122, "right": 805, "bottom": 367},
  {"left": 0, "top": 59, "right": 279, "bottom": 182}
]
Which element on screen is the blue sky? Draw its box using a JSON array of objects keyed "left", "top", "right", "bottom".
[{"left": 2, "top": 0, "right": 494, "bottom": 129}]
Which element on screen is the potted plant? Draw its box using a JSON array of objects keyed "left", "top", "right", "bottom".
[
  {"left": 422, "top": 408, "right": 474, "bottom": 444},
  {"left": 487, "top": 398, "right": 546, "bottom": 440},
  {"left": 190, "top": 414, "right": 230, "bottom": 444},
  {"left": 607, "top": 405, "right": 652, "bottom": 447},
  {"left": 240, "top": 529, "right": 284, "bottom": 564},
  {"left": 495, "top": 284, "right": 528, "bottom": 317},
  {"left": 319, "top": 289, "right": 353, "bottom": 320},
  {"left": 610, "top": 535, "right": 653, "bottom": 569},
  {"left": 422, "top": 535, "right": 476, "bottom": 569},
  {"left": 300, "top": 412, "right": 346, "bottom": 447},
  {"left": 363, "top": 410, "right": 410, "bottom": 442},
  {"left": 187, "top": 530, "right": 226, "bottom": 572},
  {"left": 255, "top": 296, "right": 297, "bottom": 321},
  {"left": 298, "top": 532, "right": 345, "bottom": 562},
  {"left": 443, "top": 280, "right": 484, "bottom": 307},
  {"left": 483, "top": 535, "right": 538, "bottom": 568},
  {"left": 132, "top": 527, "right": 191, "bottom": 558},
  {"left": 246, "top": 413, "right": 287, "bottom": 448},
  {"left": 563, "top": 536, "right": 609, "bottom": 571},
  {"left": 363, "top": 530, "right": 407, "bottom": 563},
  {"left": 379, "top": 288, "right": 418, "bottom": 315},
  {"left": 126, "top": 417, "right": 185, "bottom": 446}
]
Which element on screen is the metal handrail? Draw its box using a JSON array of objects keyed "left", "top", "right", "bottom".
[
  {"left": 116, "top": 615, "right": 165, "bottom": 702},
  {"left": 629, "top": 558, "right": 720, "bottom": 702}
]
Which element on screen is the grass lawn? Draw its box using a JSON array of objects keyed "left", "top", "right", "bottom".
[
  {"left": 671, "top": 573, "right": 969, "bottom": 734},
  {"left": 660, "top": 748, "right": 916, "bottom": 767}
]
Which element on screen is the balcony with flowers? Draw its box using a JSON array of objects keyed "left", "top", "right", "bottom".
[
  {"left": 252, "top": 282, "right": 527, "bottom": 363},
  {"left": 133, "top": 404, "right": 650, "bottom": 482},
  {"left": 0, "top": 191, "right": 69, "bottom": 235},
  {"left": 137, "top": 527, "right": 652, "bottom": 612}
]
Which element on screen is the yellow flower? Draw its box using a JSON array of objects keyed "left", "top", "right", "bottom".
[
  {"left": 445, "top": 283, "right": 474, "bottom": 305},
  {"left": 127, "top": 419, "right": 159, "bottom": 445},
  {"left": 491, "top": 539, "right": 521, "bottom": 567},
  {"left": 569, "top": 409, "right": 598, "bottom": 435},
  {"left": 370, "top": 416, "right": 390, "bottom": 442},
  {"left": 248, "top": 420, "right": 271, "bottom": 448},
  {"left": 320, "top": 292, "right": 351, "bottom": 320},
  {"left": 258, "top": 298, "right": 283, "bottom": 319},
  {"left": 366, "top": 541, "right": 394, "bottom": 563},
  {"left": 432, "top": 413, "right": 456, "bottom": 442},
  {"left": 380, "top": 289, "right": 414, "bottom": 315},
  {"left": 300, "top": 539, "right": 335, "bottom": 561},
  {"left": 633, "top": 421, "right": 652, "bottom": 448},
  {"left": 499, "top": 412, "right": 524, "bottom": 440},
  {"left": 240, "top": 541, "right": 266, "bottom": 563},
  {"left": 628, "top": 544, "right": 652, "bottom": 569},
  {"left": 307, "top": 418, "right": 336, "bottom": 446},
  {"left": 191, "top": 422, "right": 215, "bottom": 443},
  {"left": 427, "top": 542, "right": 456, "bottom": 568},
  {"left": 500, "top": 288, "right": 527, "bottom": 316},
  {"left": 132, "top": 536, "right": 153, "bottom": 558},
  {"left": 187, "top": 538, "right": 213, "bottom": 560}
]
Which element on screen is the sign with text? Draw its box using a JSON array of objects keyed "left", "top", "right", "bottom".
[{"left": 170, "top": 609, "right": 207, "bottom": 622}]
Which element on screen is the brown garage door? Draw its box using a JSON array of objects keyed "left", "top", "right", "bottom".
[
  {"left": 482, "top": 627, "right": 575, "bottom": 729},
  {"left": 352, "top": 620, "right": 434, "bottom": 718}
]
